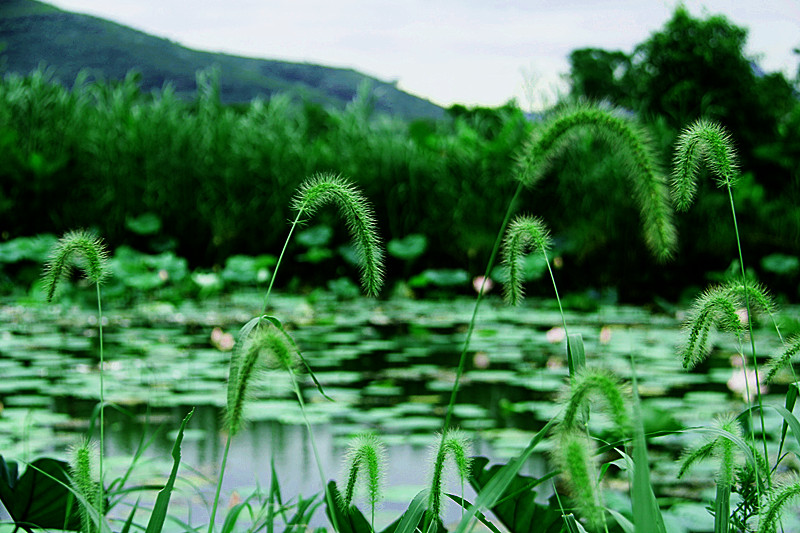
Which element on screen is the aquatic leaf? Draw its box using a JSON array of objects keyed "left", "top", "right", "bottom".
[
  {"left": 0, "top": 455, "right": 82, "bottom": 530},
  {"left": 387, "top": 234, "right": 428, "bottom": 261}
]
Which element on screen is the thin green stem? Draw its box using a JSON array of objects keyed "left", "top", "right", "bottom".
[
  {"left": 207, "top": 434, "right": 232, "bottom": 533},
  {"left": 441, "top": 182, "right": 523, "bottom": 433},
  {"left": 262, "top": 210, "right": 304, "bottom": 315},
  {"left": 542, "top": 248, "right": 569, "bottom": 339},
  {"left": 727, "top": 187, "right": 769, "bottom": 475},
  {"left": 96, "top": 282, "right": 105, "bottom": 520},
  {"left": 287, "top": 367, "right": 340, "bottom": 533}
]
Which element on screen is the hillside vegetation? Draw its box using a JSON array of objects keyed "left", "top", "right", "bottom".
[{"left": 0, "top": 0, "right": 443, "bottom": 119}]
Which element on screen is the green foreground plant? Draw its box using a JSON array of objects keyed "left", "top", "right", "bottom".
[{"left": 7, "top": 107, "right": 800, "bottom": 533}]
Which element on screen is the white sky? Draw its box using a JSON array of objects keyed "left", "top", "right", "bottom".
[{"left": 44, "top": 0, "right": 799, "bottom": 110}]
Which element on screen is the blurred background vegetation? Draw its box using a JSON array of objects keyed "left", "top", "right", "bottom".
[{"left": 1, "top": 5, "right": 798, "bottom": 303}]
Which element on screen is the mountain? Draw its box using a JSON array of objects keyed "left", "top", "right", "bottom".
[{"left": 0, "top": 0, "right": 444, "bottom": 119}]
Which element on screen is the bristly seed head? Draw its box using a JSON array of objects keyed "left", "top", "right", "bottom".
[
  {"left": 42, "top": 229, "right": 110, "bottom": 302},
  {"left": 339, "top": 433, "right": 386, "bottom": 515},
  {"left": 501, "top": 215, "right": 552, "bottom": 306},
  {"left": 291, "top": 173, "right": 384, "bottom": 297},
  {"left": 428, "top": 429, "right": 472, "bottom": 520},
  {"left": 672, "top": 118, "right": 739, "bottom": 211}
]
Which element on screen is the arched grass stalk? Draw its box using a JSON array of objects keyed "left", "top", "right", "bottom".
[
  {"left": 427, "top": 429, "right": 472, "bottom": 526},
  {"left": 673, "top": 118, "right": 769, "bottom": 477},
  {"left": 210, "top": 173, "right": 383, "bottom": 533},
  {"left": 211, "top": 320, "right": 341, "bottom": 533},
  {"left": 339, "top": 433, "right": 386, "bottom": 531},
  {"left": 516, "top": 102, "right": 677, "bottom": 261},
  {"left": 261, "top": 173, "right": 384, "bottom": 313},
  {"left": 43, "top": 230, "right": 109, "bottom": 522},
  {"left": 678, "top": 415, "right": 743, "bottom": 533},
  {"left": 443, "top": 103, "right": 670, "bottom": 435}
]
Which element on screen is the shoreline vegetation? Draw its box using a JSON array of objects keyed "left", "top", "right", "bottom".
[{"left": 2, "top": 5, "right": 800, "bottom": 533}]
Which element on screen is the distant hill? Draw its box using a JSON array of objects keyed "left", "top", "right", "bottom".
[{"left": 0, "top": 0, "right": 444, "bottom": 119}]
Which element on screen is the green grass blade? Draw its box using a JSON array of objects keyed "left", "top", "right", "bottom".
[
  {"left": 771, "top": 404, "right": 800, "bottom": 453},
  {"left": 388, "top": 489, "right": 430, "bottom": 533},
  {"left": 120, "top": 498, "right": 140, "bottom": 533},
  {"left": 567, "top": 333, "right": 586, "bottom": 379},
  {"left": 607, "top": 508, "right": 634, "bottom": 533},
  {"left": 713, "top": 482, "right": 731, "bottom": 533},
  {"left": 145, "top": 408, "right": 194, "bottom": 533},
  {"left": 264, "top": 315, "right": 333, "bottom": 401},
  {"left": 630, "top": 369, "right": 667, "bottom": 533},
  {"left": 777, "top": 383, "right": 798, "bottom": 460},
  {"left": 221, "top": 501, "right": 253, "bottom": 533}
]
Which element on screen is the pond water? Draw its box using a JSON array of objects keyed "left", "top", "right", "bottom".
[{"left": 0, "top": 290, "right": 795, "bottom": 531}]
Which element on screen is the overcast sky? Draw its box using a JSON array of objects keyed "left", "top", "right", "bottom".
[{"left": 45, "top": 0, "right": 799, "bottom": 110}]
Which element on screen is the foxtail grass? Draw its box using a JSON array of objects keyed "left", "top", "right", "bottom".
[
  {"left": 43, "top": 230, "right": 109, "bottom": 524},
  {"left": 678, "top": 415, "right": 743, "bottom": 533},
  {"left": 758, "top": 477, "right": 800, "bottom": 533},
  {"left": 339, "top": 433, "right": 386, "bottom": 531},
  {"left": 672, "top": 119, "right": 770, "bottom": 486},
  {"left": 262, "top": 173, "right": 384, "bottom": 313},
  {"left": 427, "top": 429, "right": 472, "bottom": 526},
  {"left": 69, "top": 438, "right": 101, "bottom": 533},
  {"left": 516, "top": 102, "right": 677, "bottom": 261}
]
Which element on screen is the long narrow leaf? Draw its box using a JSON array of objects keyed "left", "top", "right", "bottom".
[
  {"left": 388, "top": 489, "right": 430, "bottom": 533},
  {"left": 630, "top": 367, "right": 667, "bottom": 533},
  {"left": 145, "top": 408, "right": 194, "bottom": 533}
]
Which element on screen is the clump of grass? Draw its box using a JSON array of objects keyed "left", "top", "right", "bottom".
[
  {"left": 338, "top": 433, "right": 386, "bottom": 530},
  {"left": 428, "top": 429, "right": 472, "bottom": 523}
]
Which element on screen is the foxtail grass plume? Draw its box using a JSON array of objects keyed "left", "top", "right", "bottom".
[
  {"left": 764, "top": 336, "right": 800, "bottom": 384},
  {"left": 672, "top": 118, "right": 739, "bottom": 211},
  {"left": 559, "top": 367, "right": 631, "bottom": 436},
  {"left": 226, "top": 320, "right": 300, "bottom": 436},
  {"left": 501, "top": 215, "right": 552, "bottom": 306},
  {"left": 428, "top": 429, "right": 472, "bottom": 521},
  {"left": 678, "top": 415, "right": 742, "bottom": 488},
  {"left": 553, "top": 430, "right": 604, "bottom": 528},
  {"left": 515, "top": 102, "right": 676, "bottom": 261},
  {"left": 69, "top": 438, "right": 101, "bottom": 533},
  {"left": 681, "top": 282, "right": 773, "bottom": 369},
  {"left": 758, "top": 476, "right": 800, "bottom": 533},
  {"left": 339, "top": 433, "right": 386, "bottom": 528},
  {"left": 292, "top": 174, "right": 384, "bottom": 297},
  {"left": 42, "top": 229, "right": 109, "bottom": 301}
]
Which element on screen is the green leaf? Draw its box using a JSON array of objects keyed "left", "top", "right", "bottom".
[
  {"left": 324, "top": 481, "right": 372, "bottom": 533},
  {"left": 408, "top": 269, "right": 469, "bottom": 288},
  {"left": 125, "top": 213, "right": 162, "bottom": 235},
  {"left": 0, "top": 455, "right": 82, "bottom": 530},
  {"left": 387, "top": 234, "right": 428, "bottom": 261},
  {"left": 464, "top": 457, "right": 561, "bottom": 533},
  {"left": 145, "top": 408, "right": 194, "bottom": 533},
  {"left": 296, "top": 225, "right": 333, "bottom": 247},
  {"left": 455, "top": 417, "right": 559, "bottom": 533}
]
